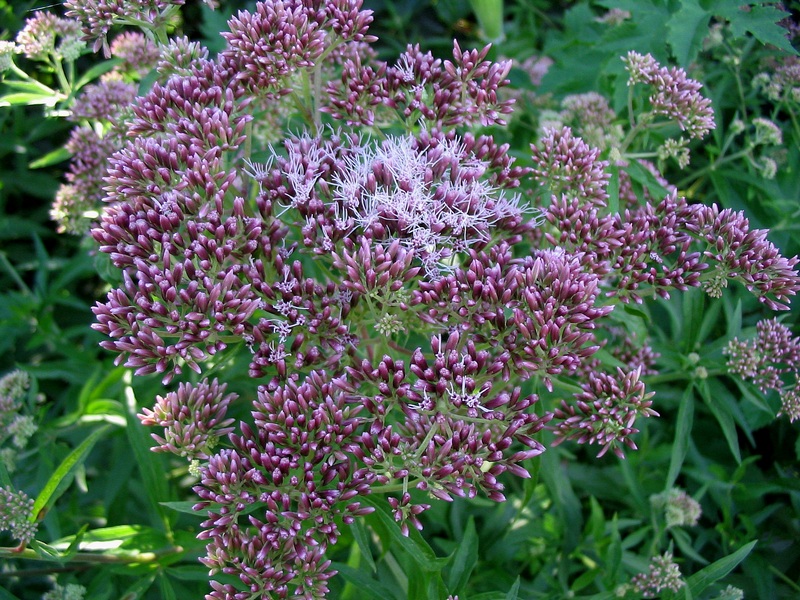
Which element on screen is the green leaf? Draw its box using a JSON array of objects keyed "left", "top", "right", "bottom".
[
  {"left": 606, "top": 165, "right": 620, "bottom": 216},
  {"left": 666, "top": 386, "right": 695, "bottom": 490},
  {"left": 625, "top": 158, "right": 671, "bottom": 203},
  {"left": 0, "top": 586, "right": 23, "bottom": 600},
  {"left": 158, "top": 572, "right": 177, "bottom": 600},
  {"left": 52, "top": 524, "right": 148, "bottom": 545},
  {"left": 712, "top": 2, "right": 798, "bottom": 55},
  {"left": 445, "top": 515, "right": 478, "bottom": 594},
  {"left": 165, "top": 565, "right": 214, "bottom": 582},
  {"left": 0, "top": 459, "right": 12, "bottom": 489},
  {"left": 685, "top": 540, "right": 757, "bottom": 595},
  {"left": 0, "top": 80, "right": 55, "bottom": 94},
  {"left": 541, "top": 445, "right": 582, "bottom": 552},
  {"left": 360, "top": 496, "right": 449, "bottom": 573},
  {"left": 666, "top": 0, "right": 711, "bottom": 66},
  {"left": 697, "top": 379, "right": 741, "bottom": 464},
  {"left": 504, "top": 576, "right": 521, "bottom": 600},
  {"left": 29, "top": 425, "right": 111, "bottom": 522},
  {"left": 605, "top": 516, "right": 622, "bottom": 584},
  {"left": 119, "top": 573, "right": 156, "bottom": 599},
  {"left": 670, "top": 526, "right": 708, "bottom": 565},
  {"left": 332, "top": 563, "right": 404, "bottom": 600},
  {"left": 409, "top": 571, "right": 448, "bottom": 600},
  {"left": 72, "top": 58, "right": 123, "bottom": 92},
  {"left": 350, "top": 518, "right": 377, "bottom": 573},
  {"left": 28, "top": 146, "right": 71, "bottom": 169},
  {"left": 0, "top": 93, "right": 58, "bottom": 107},
  {"left": 124, "top": 381, "right": 170, "bottom": 531},
  {"left": 160, "top": 501, "right": 202, "bottom": 515}
]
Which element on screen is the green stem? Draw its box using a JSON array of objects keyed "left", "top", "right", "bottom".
[
  {"left": 0, "top": 545, "right": 182, "bottom": 564},
  {"left": 768, "top": 564, "right": 800, "bottom": 593},
  {"left": 51, "top": 56, "right": 71, "bottom": 96},
  {"left": 7, "top": 62, "right": 58, "bottom": 95},
  {"left": 644, "top": 368, "right": 724, "bottom": 385},
  {"left": 675, "top": 148, "right": 751, "bottom": 189},
  {"left": 370, "top": 481, "right": 417, "bottom": 494},
  {"left": 413, "top": 419, "right": 439, "bottom": 461}
]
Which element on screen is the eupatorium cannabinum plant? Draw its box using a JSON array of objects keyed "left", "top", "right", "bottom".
[{"left": 42, "top": 0, "right": 800, "bottom": 597}]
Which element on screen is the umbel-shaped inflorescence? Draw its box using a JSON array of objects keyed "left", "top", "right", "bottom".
[{"left": 76, "top": 0, "right": 800, "bottom": 597}]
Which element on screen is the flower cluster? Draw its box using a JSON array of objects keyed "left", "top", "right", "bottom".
[
  {"left": 754, "top": 55, "right": 800, "bottom": 104},
  {"left": 195, "top": 372, "right": 372, "bottom": 598},
  {"left": 219, "top": 0, "right": 375, "bottom": 99},
  {"left": 552, "top": 367, "right": 657, "bottom": 458},
  {"left": 629, "top": 551, "right": 686, "bottom": 598},
  {"left": 108, "top": 31, "right": 160, "bottom": 80},
  {"left": 63, "top": 0, "right": 215, "bottom": 55},
  {"left": 0, "top": 41, "right": 15, "bottom": 72},
  {"left": 0, "top": 486, "right": 37, "bottom": 545},
  {"left": 137, "top": 378, "right": 236, "bottom": 460},
  {"left": 535, "top": 127, "right": 800, "bottom": 309},
  {"left": 42, "top": 584, "right": 87, "bottom": 600},
  {"left": 531, "top": 126, "right": 610, "bottom": 204},
  {"left": 725, "top": 318, "right": 800, "bottom": 422},
  {"left": 0, "top": 370, "right": 35, "bottom": 473},
  {"left": 623, "top": 51, "right": 715, "bottom": 139},
  {"left": 66, "top": 0, "right": 800, "bottom": 596},
  {"left": 50, "top": 26, "right": 162, "bottom": 235},
  {"left": 15, "top": 11, "right": 84, "bottom": 62},
  {"left": 651, "top": 487, "right": 702, "bottom": 528},
  {"left": 711, "top": 585, "right": 745, "bottom": 600},
  {"left": 325, "top": 40, "right": 514, "bottom": 128}
]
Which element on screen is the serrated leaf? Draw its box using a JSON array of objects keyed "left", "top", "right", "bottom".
[
  {"left": 29, "top": 425, "right": 111, "bottom": 522},
  {"left": 713, "top": 2, "right": 798, "bottom": 55},
  {"left": 349, "top": 518, "right": 376, "bottom": 573},
  {"left": 666, "top": 0, "right": 711, "bottom": 65},
  {"left": 445, "top": 516, "right": 478, "bottom": 593},
  {"left": 685, "top": 540, "right": 757, "bottom": 594}
]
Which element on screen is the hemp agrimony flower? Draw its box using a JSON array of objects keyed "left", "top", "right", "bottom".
[
  {"left": 15, "top": 12, "right": 84, "bottom": 62},
  {"left": 623, "top": 51, "right": 715, "bottom": 139},
  {"left": 725, "top": 318, "right": 800, "bottom": 422},
  {"left": 629, "top": 551, "right": 686, "bottom": 598},
  {"left": 0, "top": 486, "right": 37, "bottom": 545},
  {"left": 651, "top": 487, "right": 702, "bottom": 528},
  {"left": 76, "top": 1, "right": 800, "bottom": 596},
  {"left": 0, "top": 41, "right": 15, "bottom": 72},
  {"left": 42, "top": 583, "right": 87, "bottom": 600},
  {"left": 137, "top": 378, "right": 236, "bottom": 460}
]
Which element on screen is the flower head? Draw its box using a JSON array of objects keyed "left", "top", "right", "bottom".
[
  {"left": 138, "top": 378, "right": 236, "bottom": 459},
  {"left": 630, "top": 551, "right": 686, "bottom": 598},
  {"left": 0, "top": 41, "right": 16, "bottom": 72},
  {"left": 552, "top": 367, "right": 658, "bottom": 458},
  {"left": 109, "top": 31, "right": 159, "bottom": 79},
  {"left": 651, "top": 487, "right": 702, "bottom": 528},
  {"left": 624, "top": 51, "right": 715, "bottom": 139},
  {"left": 15, "top": 11, "right": 83, "bottom": 61},
  {"left": 0, "top": 486, "right": 37, "bottom": 545}
]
